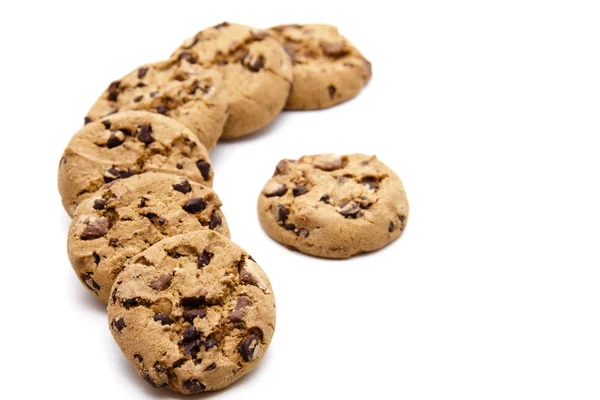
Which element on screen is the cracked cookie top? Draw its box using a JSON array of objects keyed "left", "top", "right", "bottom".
[
  {"left": 85, "top": 59, "right": 228, "bottom": 149},
  {"left": 257, "top": 154, "right": 408, "bottom": 258},
  {"left": 107, "top": 230, "right": 275, "bottom": 393},
  {"left": 171, "top": 22, "right": 293, "bottom": 139},
  {"left": 68, "top": 172, "right": 229, "bottom": 303},
  {"left": 270, "top": 24, "right": 372, "bottom": 110},
  {"left": 58, "top": 111, "right": 213, "bottom": 217}
]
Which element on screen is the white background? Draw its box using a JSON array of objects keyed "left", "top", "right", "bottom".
[{"left": 1, "top": 1, "right": 599, "bottom": 399}]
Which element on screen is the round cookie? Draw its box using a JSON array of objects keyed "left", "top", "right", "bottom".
[
  {"left": 86, "top": 59, "right": 228, "bottom": 149},
  {"left": 107, "top": 230, "right": 276, "bottom": 393},
  {"left": 171, "top": 22, "right": 293, "bottom": 140},
  {"left": 257, "top": 154, "right": 408, "bottom": 258},
  {"left": 269, "top": 24, "right": 372, "bottom": 110},
  {"left": 58, "top": 111, "right": 213, "bottom": 217},
  {"left": 68, "top": 172, "right": 229, "bottom": 303}
]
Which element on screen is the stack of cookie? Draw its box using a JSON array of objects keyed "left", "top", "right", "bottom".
[{"left": 58, "top": 22, "right": 400, "bottom": 395}]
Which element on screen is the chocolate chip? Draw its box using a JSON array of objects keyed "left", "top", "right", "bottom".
[
  {"left": 273, "top": 159, "right": 289, "bottom": 176},
  {"left": 156, "top": 104, "right": 168, "bottom": 115},
  {"left": 81, "top": 273, "right": 100, "bottom": 291},
  {"left": 133, "top": 95, "right": 143, "bottom": 102},
  {"left": 320, "top": 41, "right": 349, "bottom": 58},
  {"left": 137, "top": 124, "right": 154, "bottom": 144},
  {"left": 196, "top": 160, "right": 211, "bottom": 180},
  {"left": 265, "top": 184, "right": 288, "bottom": 197},
  {"left": 203, "top": 338, "right": 217, "bottom": 350},
  {"left": 328, "top": 85, "right": 336, "bottom": 98},
  {"left": 296, "top": 228, "right": 309, "bottom": 238},
  {"left": 315, "top": 157, "right": 343, "bottom": 171},
  {"left": 183, "top": 308, "right": 207, "bottom": 322},
  {"left": 320, "top": 194, "right": 331, "bottom": 203},
  {"left": 178, "top": 326, "right": 203, "bottom": 358},
  {"left": 109, "top": 238, "right": 119, "bottom": 247},
  {"left": 143, "top": 373, "right": 159, "bottom": 388},
  {"left": 247, "top": 54, "right": 265, "bottom": 72},
  {"left": 205, "top": 362, "right": 217, "bottom": 371},
  {"left": 101, "top": 120, "right": 111, "bottom": 129},
  {"left": 173, "top": 180, "right": 191, "bottom": 194},
  {"left": 178, "top": 51, "right": 196, "bottom": 64},
  {"left": 84, "top": 116, "right": 93, "bottom": 124},
  {"left": 238, "top": 335, "right": 261, "bottom": 362},
  {"left": 292, "top": 185, "right": 308, "bottom": 197},
  {"left": 361, "top": 176, "right": 378, "bottom": 190},
  {"left": 107, "top": 131, "right": 124, "bottom": 148},
  {"left": 389, "top": 222, "right": 396, "bottom": 232},
  {"left": 399, "top": 215, "right": 405, "bottom": 223},
  {"left": 111, "top": 318, "right": 126, "bottom": 332},
  {"left": 172, "top": 358, "right": 185, "bottom": 368},
  {"left": 176, "top": 162, "right": 183, "bottom": 169},
  {"left": 107, "top": 80, "right": 121, "bottom": 101},
  {"left": 183, "top": 379, "right": 205, "bottom": 393},
  {"left": 183, "top": 198, "right": 207, "bottom": 213},
  {"left": 229, "top": 296, "right": 253, "bottom": 322},
  {"left": 120, "top": 128, "right": 132, "bottom": 136},
  {"left": 150, "top": 274, "right": 171, "bottom": 291},
  {"left": 134, "top": 354, "right": 143, "bottom": 363},
  {"left": 197, "top": 250, "right": 213, "bottom": 269},
  {"left": 80, "top": 217, "right": 108, "bottom": 240},
  {"left": 277, "top": 204, "right": 289, "bottom": 222},
  {"left": 283, "top": 223, "right": 296, "bottom": 231},
  {"left": 104, "top": 167, "right": 135, "bottom": 183},
  {"left": 214, "top": 21, "right": 230, "bottom": 29},
  {"left": 153, "top": 313, "right": 174, "bottom": 325},
  {"left": 181, "top": 296, "right": 206, "bottom": 309},
  {"left": 209, "top": 211, "right": 222, "bottom": 230},
  {"left": 339, "top": 201, "right": 361, "bottom": 218},
  {"left": 158, "top": 217, "right": 165, "bottom": 225},
  {"left": 93, "top": 199, "right": 106, "bottom": 210},
  {"left": 137, "top": 67, "right": 149, "bottom": 79},
  {"left": 92, "top": 251, "right": 101, "bottom": 264}
]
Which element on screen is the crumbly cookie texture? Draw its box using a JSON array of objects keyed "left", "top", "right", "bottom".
[
  {"left": 107, "top": 230, "right": 276, "bottom": 393},
  {"left": 86, "top": 59, "right": 228, "bottom": 149},
  {"left": 257, "top": 154, "right": 408, "bottom": 258},
  {"left": 270, "top": 24, "right": 372, "bottom": 110},
  {"left": 68, "top": 173, "right": 229, "bottom": 303},
  {"left": 171, "top": 22, "right": 293, "bottom": 140},
  {"left": 58, "top": 111, "right": 213, "bottom": 217}
]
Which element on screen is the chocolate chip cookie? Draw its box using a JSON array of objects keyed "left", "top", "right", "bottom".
[
  {"left": 171, "top": 22, "right": 293, "bottom": 139},
  {"left": 68, "top": 172, "right": 229, "bottom": 303},
  {"left": 85, "top": 59, "right": 228, "bottom": 149},
  {"left": 58, "top": 111, "right": 213, "bottom": 217},
  {"left": 257, "top": 154, "right": 408, "bottom": 258},
  {"left": 108, "top": 230, "right": 276, "bottom": 393},
  {"left": 270, "top": 24, "right": 372, "bottom": 110}
]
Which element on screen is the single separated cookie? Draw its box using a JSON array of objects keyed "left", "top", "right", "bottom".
[
  {"left": 171, "top": 22, "right": 293, "bottom": 140},
  {"left": 86, "top": 59, "right": 228, "bottom": 148},
  {"left": 108, "top": 230, "right": 276, "bottom": 393},
  {"left": 270, "top": 24, "right": 372, "bottom": 110},
  {"left": 68, "top": 172, "right": 229, "bottom": 303},
  {"left": 58, "top": 111, "right": 213, "bottom": 217},
  {"left": 258, "top": 154, "right": 408, "bottom": 258}
]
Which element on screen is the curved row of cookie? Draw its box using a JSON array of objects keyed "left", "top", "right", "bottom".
[{"left": 84, "top": 22, "right": 372, "bottom": 149}]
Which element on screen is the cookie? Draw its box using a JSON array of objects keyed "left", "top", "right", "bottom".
[
  {"left": 171, "top": 22, "right": 293, "bottom": 140},
  {"left": 86, "top": 59, "right": 228, "bottom": 148},
  {"left": 107, "top": 230, "right": 276, "bottom": 393},
  {"left": 58, "top": 111, "right": 213, "bottom": 217},
  {"left": 68, "top": 172, "right": 229, "bottom": 303},
  {"left": 270, "top": 24, "right": 372, "bottom": 110},
  {"left": 257, "top": 154, "right": 408, "bottom": 258}
]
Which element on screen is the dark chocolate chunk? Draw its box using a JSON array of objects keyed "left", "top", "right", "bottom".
[
  {"left": 156, "top": 104, "right": 168, "bottom": 115},
  {"left": 196, "top": 160, "right": 211, "bottom": 180},
  {"left": 205, "top": 362, "right": 217, "bottom": 371},
  {"left": 111, "top": 318, "right": 126, "bottom": 332},
  {"left": 283, "top": 223, "right": 296, "bottom": 231},
  {"left": 277, "top": 204, "right": 289, "bottom": 222},
  {"left": 238, "top": 335, "right": 261, "bottom": 362},
  {"left": 327, "top": 85, "right": 336, "bottom": 98},
  {"left": 153, "top": 313, "right": 174, "bottom": 325},
  {"left": 92, "top": 251, "right": 101, "bottom": 265},
  {"left": 320, "top": 193, "right": 331, "bottom": 203},
  {"left": 183, "top": 198, "right": 207, "bottom": 213},
  {"left": 183, "top": 308, "right": 207, "bottom": 322},
  {"left": 172, "top": 358, "right": 186, "bottom": 368},
  {"left": 247, "top": 54, "right": 265, "bottom": 72},
  {"left": 133, "top": 95, "right": 143, "bottom": 102},
  {"left": 134, "top": 354, "right": 143, "bottom": 363},
  {"left": 173, "top": 180, "right": 191, "bottom": 194},
  {"left": 292, "top": 185, "right": 308, "bottom": 197},
  {"left": 81, "top": 273, "right": 101, "bottom": 291},
  {"left": 209, "top": 211, "right": 222, "bottom": 230},
  {"left": 214, "top": 21, "right": 230, "bottom": 29},
  {"left": 93, "top": 199, "right": 106, "bottom": 210},
  {"left": 361, "top": 176, "right": 378, "bottom": 190},
  {"left": 137, "top": 124, "right": 154, "bottom": 144},
  {"left": 229, "top": 296, "right": 253, "bottom": 322},
  {"left": 80, "top": 217, "right": 108, "bottom": 240},
  {"left": 101, "top": 120, "right": 111, "bottom": 129},
  {"left": 137, "top": 67, "right": 149, "bottom": 79},
  {"left": 339, "top": 201, "right": 360, "bottom": 218},
  {"left": 265, "top": 184, "right": 287, "bottom": 197},
  {"left": 178, "top": 326, "right": 203, "bottom": 358},
  {"left": 84, "top": 116, "right": 93, "bottom": 124},
  {"left": 107, "top": 132, "right": 124, "bottom": 148},
  {"left": 183, "top": 379, "right": 205, "bottom": 393},
  {"left": 197, "top": 250, "right": 213, "bottom": 269},
  {"left": 320, "top": 41, "right": 349, "bottom": 58},
  {"left": 150, "top": 274, "right": 171, "bottom": 291},
  {"left": 178, "top": 51, "right": 196, "bottom": 64}
]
